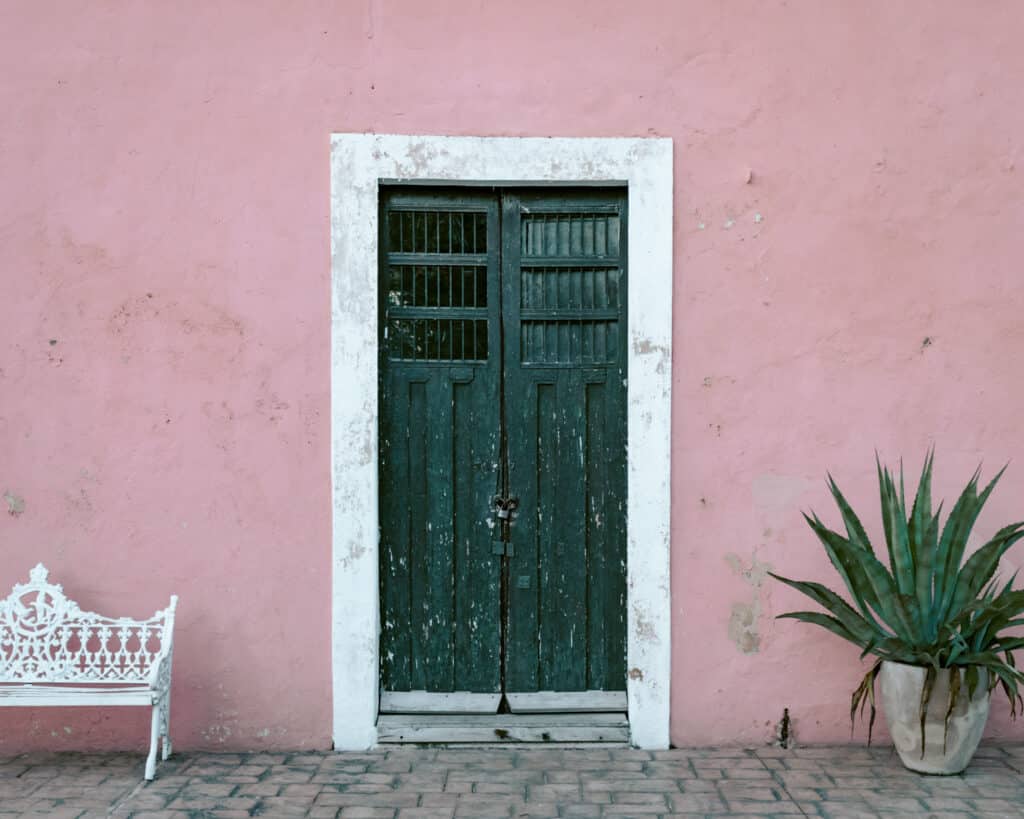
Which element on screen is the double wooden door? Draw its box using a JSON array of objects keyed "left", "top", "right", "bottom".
[{"left": 378, "top": 186, "right": 627, "bottom": 711}]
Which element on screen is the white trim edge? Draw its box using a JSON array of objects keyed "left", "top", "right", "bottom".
[{"left": 330, "top": 134, "right": 673, "bottom": 750}]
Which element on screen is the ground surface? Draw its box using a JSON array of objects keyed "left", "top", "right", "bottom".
[{"left": 0, "top": 744, "right": 1022, "bottom": 818}]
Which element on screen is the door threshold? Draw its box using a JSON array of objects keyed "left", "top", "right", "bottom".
[{"left": 376, "top": 713, "right": 629, "bottom": 744}]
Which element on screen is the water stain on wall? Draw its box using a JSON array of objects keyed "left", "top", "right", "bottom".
[
  {"left": 725, "top": 551, "right": 772, "bottom": 654},
  {"left": 4, "top": 491, "right": 25, "bottom": 517}
]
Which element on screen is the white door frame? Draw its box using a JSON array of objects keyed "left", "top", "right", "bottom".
[{"left": 330, "top": 134, "right": 673, "bottom": 749}]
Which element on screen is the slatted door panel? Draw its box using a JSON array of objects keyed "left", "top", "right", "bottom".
[
  {"left": 378, "top": 191, "right": 502, "bottom": 695},
  {"left": 503, "top": 191, "right": 628, "bottom": 694}
]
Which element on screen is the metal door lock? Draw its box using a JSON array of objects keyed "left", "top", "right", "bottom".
[{"left": 492, "top": 495, "right": 519, "bottom": 520}]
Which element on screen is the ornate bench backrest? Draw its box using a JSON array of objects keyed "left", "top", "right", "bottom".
[{"left": 0, "top": 564, "right": 177, "bottom": 685}]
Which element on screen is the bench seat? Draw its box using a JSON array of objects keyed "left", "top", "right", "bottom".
[{"left": 0, "top": 684, "right": 156, "bottom": 706}]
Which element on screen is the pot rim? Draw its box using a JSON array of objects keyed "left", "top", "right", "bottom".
[{"left": 881, "top": 659, "right": 986, "bottom": 671}]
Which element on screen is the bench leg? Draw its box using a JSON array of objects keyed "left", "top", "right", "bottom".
[
  {"left": 145, "top": 704, "right": 160, "bottom": 781},
  {"left": 161, "top": 695, "right": 172, "bottom": 760}
]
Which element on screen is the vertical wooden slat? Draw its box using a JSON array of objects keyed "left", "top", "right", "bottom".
[
  {"left": 423, "top": 374, "right": 454, "bottom": 690},
  {"left": 552, "top": 370, "right": 588, "bottom": 689},
  {"left": 505, "top": 378, "right": 542, "bottom": 692},
  {"left": 605, "top": 196, "right": 629, "bottom": 688},
  {"left": 453, "top": 376, "right": 500, "bottom": 692},
  {"left": 407, "top": 379, "right": 429, "bottom": 689},
  {"left": 602, "top": 376, "right": 628, "bottom": 690},
  {"left": 379, "top": 371, "right": 412, "bottom": 690},
  {"left": 585, "top": 380, "right": 609, "bottom": 687},
  {"left": 535, "top": 381, "right": 557, "bottom": 689}
]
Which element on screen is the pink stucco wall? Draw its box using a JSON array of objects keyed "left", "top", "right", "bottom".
[{"left": 2, "top": 1, "right": 1023, "bottom": 750}]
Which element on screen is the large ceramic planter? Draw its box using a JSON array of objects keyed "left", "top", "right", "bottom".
[{"left": 879, "top": 661, "right": 990, "bottom": 774}]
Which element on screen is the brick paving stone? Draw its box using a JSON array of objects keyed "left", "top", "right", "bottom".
[
  {"left": 255, "top": 797, "right": 316, "bottom": 815},
  {"left": 543, "top": 770, "right": 582, "bottom": 784},
  {"left": 166, "top": 795, "right": 259, "bottom": 811},
  {"left": 921, "top": 796, "right": 975, "bottom": 811},
  {"left": 317, "top": 792, "right": 421, "bottom": 808},
  {"left": 509, "top": 807, "right": 560, "bottom": 819},
  {"left": 667, "top": 791, "right": 728, "bottom": 812},
  {"left": 583, "top": 778, "right": 680, "bottom": 792},
  {"left": 557, "top": 806, "right": 605, "bottom": 817},
  {"left": 677, "top": 778, "right": 719, "bottom": 792},
  {"left": 236, "top": 781, "right": 283, "bottom": 796},
  {"left": 641, "top": 762, "right": 696, "bottom": 778},
  {"left": 395, "top": 773, "right": 447, "bottom": 788},
  {"left": 453, "top": 801, "right": 514, "bottom": 817},
  {"left": 774, "top": 771, "right": 836, "bottom": 788},
  {"left": 418, "top": 794, "right": 460, "bottom": 808},
  {"left": 579, "top": 769, "right": 646, "bottom": 782},
  {"left": 814, "top": 805, "right": 880, "bottom": 819},
  {"left": 177, "top": 781, "right": 238, "bottom": 797},
  {"left": 971, "top": 797, "right": 1024, "bottom": 812},
  {"left": 817, "top": 787, "right": 887, "bottom": 801},
  {"left": 723, "top": 801, "right": 806, "bottom": 814},
  {"left": 524, "top": 782, "right": 581, "bottom": 798},
  {"left": 892, "top": 814, "right": 975, "bottom": 819},
  {"left": 781, "top": 757, "right": 831, "bottom": 770},
  {"left": 716, "top": 783, "right": 782, "bottom": 801},
  {"left": 720, "top": 767, "right": 775, "bottom": 779},
  {"left": 697, "top": 815, "right": 777, "bottom": 819},
  {"left": 607, "top": 791, "right": 667, "bottom": 805},
  {"left": 474, "top": 782, "right": 528, "bottom": 795},
  {"left": 860, "top": 793, "right": 927, "bottom": 809}
]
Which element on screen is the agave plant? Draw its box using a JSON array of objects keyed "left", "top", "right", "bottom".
[{"left": 771, "top": 451, "right": 1024, "bottom": 749}]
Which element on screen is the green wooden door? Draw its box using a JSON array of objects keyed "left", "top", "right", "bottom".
[{"left": 379, "top": 188, "right": 627, "bottom": 704}]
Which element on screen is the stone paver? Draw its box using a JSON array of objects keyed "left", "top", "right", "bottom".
[{"left": 0, "top": 743, "right": 1022, "bottom": 817}]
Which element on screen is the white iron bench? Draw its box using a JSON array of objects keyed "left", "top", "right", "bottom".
[{"left": 0, "top": 564, "right": 178, "bottom": 780}]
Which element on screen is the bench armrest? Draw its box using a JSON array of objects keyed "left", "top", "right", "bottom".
[
  {"left": 147, "top": 650, "right": 174, "bottom": 694},
  {"left": 147, "top": 594, "right": 178, "bottom": 693}
]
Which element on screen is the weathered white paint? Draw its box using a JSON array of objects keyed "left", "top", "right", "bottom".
[
  {"left": 330, "top": 134, "right": 673, "bottom": 750},
  {"left": 376, "top": 712, "right": 630, "bottom": 744},
  {"left": 379, "top": 691, "right": 502, "bottom": 714},
  {"left": 506, "top": 691, "right": 628, "bottom": 713},
  {"left": 0, "top": 564, "right": 178, "bottom": 780}
]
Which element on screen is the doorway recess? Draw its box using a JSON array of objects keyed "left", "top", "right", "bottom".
[
  {"left": 377, "top": 187, "right": 629, "bottom": 742},
  {"left": 330, "top": 134, "right": 672, "bottom": 749}
]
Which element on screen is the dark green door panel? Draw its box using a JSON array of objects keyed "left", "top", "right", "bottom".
[
  {"left": 379, "top": 187, "right": 627, "bottom": 697},
  {"left": 502, "top": 191, "right": 628, "bottom": 693},
  {"left": 379, "top": 191, "right": 502, "bottom": 693}
]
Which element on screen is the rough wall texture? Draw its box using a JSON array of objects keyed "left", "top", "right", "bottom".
[{"left": 1, "top": 0, "right": 1022, "bottom": 750}]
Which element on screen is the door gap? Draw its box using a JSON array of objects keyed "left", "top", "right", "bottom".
[{"left": 496, "top": 193, "right": 510, "bottom": 700}]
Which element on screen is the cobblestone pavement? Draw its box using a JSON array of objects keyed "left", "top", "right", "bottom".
[{"left": 1, "top": 744, "right": 1023, "bottom": 818}]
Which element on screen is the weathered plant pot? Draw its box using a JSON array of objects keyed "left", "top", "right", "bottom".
[{"left": 879, "top": 661, "right": 990, "bottom": 774}]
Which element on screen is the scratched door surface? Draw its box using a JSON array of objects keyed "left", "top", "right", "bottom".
[
  {"left": 502, "top": 190, "right": 628, "bottom": 695},
  {"left": 378, "top": 190, "right": 504, "bottom": 698},
  {"left": 378, "top": 187, "right": 627, "bottom": 707}
]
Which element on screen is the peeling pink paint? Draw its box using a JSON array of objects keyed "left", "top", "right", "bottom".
[{"left": 2, "top": 1, "right": 1024, "bottom": 750}]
